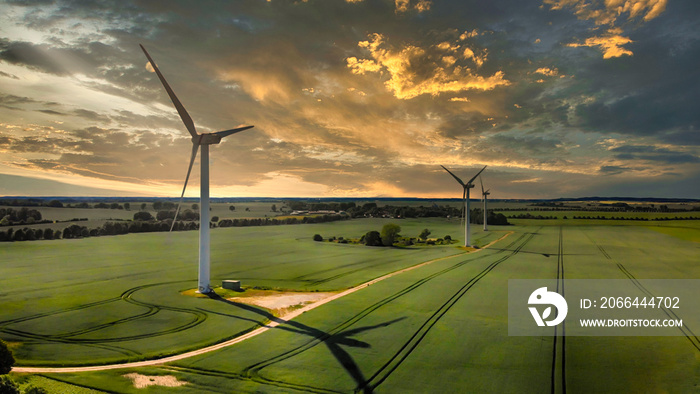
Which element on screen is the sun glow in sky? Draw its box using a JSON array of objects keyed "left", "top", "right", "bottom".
[{"left": 0, "top": 0, "right": 698, "bottom": 198}]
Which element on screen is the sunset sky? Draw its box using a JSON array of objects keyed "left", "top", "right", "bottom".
[{"left": 0, "top": 0, "right": 698, "bottom": 199}]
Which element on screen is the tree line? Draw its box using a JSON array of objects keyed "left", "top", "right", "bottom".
[
  {"left": 314, "top": 223, "right": 455, "bottom": 247},
  {"left": 0, "top": 213, "right": 349, "bottom": 242},
  {"left": 0, "top": 207, "right": 50, "bottom": 226}
]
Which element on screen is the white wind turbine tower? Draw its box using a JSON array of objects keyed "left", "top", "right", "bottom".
[
  {"left": 480, "top": 175, "right": 490, "bottom": 231},
  {"left": 141, "top": 44, "right": 254, "bottom": 294},
  {"left": 441, "top": 165, "right": 487, "bottom": 247}
]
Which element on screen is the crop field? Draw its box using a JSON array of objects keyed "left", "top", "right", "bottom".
[
  {"left": 3, "top": 217, "right": 699, "bottom": 392},
  {"left": 0, "top": 218, "right": 496, "bottom": 366}
]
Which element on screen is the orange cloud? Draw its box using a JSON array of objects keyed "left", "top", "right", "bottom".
[
  {"left": 395, "top": 0, "right": 432, "bottom": 13},
  {"left": 543, "top": 0, "right": 667, "bottom": 25},
  {"left": 567, "top": 28, "right": 633, "bottom": 59},
  {"left": 347, "top": 33, "right": 509, "bottom": 100},
  {"left": 535, "top": 67, "right": 559, "bottom": 76},
  {"left": 543, "top": 0, "right": 667, "bottom": 58}
]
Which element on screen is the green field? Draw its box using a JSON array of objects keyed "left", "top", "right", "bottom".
[
  {"left": 2, "top": 216, "right": 700, "bottom": 392},
  {"left": 0, "top": 218, "right": 494, "bottom": 366}
]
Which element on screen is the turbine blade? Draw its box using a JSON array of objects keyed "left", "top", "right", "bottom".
[
  {"left": 212, "top": 125, "right": 254, "bottom": 139},
  {"left": 170, "top": 142, "right": 199, "bottom": 232},
  {"left": 466, "top": 165, "right": 487, "bottom": 185},
  {"left": 479, "top": 175, "right": 485, "bottom": 195},
  {"left": 440, "top": 165, "right": 466, "bottom": 187},
  {"left": 140, "top": 44, "right": 198, "bottom": 138}
]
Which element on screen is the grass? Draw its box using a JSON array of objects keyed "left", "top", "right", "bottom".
[
  {"left": 3, "top": 217, "right": 699, "bottom": 392},
  {"left": 1, "top": 217, "right": 489, "bottom": 366}
]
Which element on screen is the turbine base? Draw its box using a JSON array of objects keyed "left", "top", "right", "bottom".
[{"left": 196, "top": 286, "right": 213, "bottom": 294}]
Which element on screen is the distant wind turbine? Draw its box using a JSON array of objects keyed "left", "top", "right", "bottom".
[
  {"left": 480, "top": 175, "right": 490, "bottom": 231},
  {"left": 140, "top": 44, "right": 254, "bottom": 294},
  {"left": 441, "top": 165, "right": 487, "bottom": 247}
]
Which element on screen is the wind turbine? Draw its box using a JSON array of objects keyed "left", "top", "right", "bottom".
[
  {"left": 480, "top": 175, "right": 490, "bottom": 231},
  {"left": 441, "top": 165, "right": 487, "bottom": 247},
  {"left": 140, "top": 44, "right": 254, "bottom": 294}
]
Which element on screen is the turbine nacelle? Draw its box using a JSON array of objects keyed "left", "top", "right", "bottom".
[{"left": 197, "top": 133, "right": 223, "bottom": 145}]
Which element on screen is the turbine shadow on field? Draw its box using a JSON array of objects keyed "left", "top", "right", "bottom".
[{"left": 204, "top": 292, "right": 404, "bottom": 393}]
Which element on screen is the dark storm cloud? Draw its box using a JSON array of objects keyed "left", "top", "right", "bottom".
[
  {"left": 599, "top": 165, "right": 631, "bottom": 175},
  {"left": 556, "top": 1, "right": 700, "bottom": 142},
  {"left": 611, "top": 145, "right": 700, "bottom": 164}
]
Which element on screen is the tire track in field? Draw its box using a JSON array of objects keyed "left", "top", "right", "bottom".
[
  {"left": 0, "top": 297, "right": 121, "bottom": 327},
  {"left": 0, "top": 296, "right": 141, "bottom": 357},
  {"left": 2, "top": 282, "right": 207, "bottom": 346},
  {"left": 239, "top": 232, "right": 532, "bottom": 393},
  {"left": 585, "top": 231, "right": 700, "bottom": 352},
  {"left": 551, "top": 226, "right": 566, "bottom": 394},
  {"left": 165, "top": 365, "right": 334, "bottom": 394},
  {"left": 0, "top": 329, "right": 140, "bottom": 358},
  {"left": 13, "top": 232, "right": 516, "bottom": 374},
  {"left": 246, "top": 234, "right": 526, "bottom": 371},
  {"left": 360, "top": 228, "right": 540, "bottom": 392}
]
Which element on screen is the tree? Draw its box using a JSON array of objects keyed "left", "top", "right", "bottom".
[
  {"left": 47, "top": 199, "right": 63, "bottom": 208},
  {"left": 192, "top": 203, "right": 199, "bottom": 210},
  {"left": 211, "top": 216, "right": 219, "bottom": 223},
  {"left": 124, "top": 202, "right": 131, "bottom": 211},
  {"left": 0, "top": 376, "right": 19, "bottom": 394},
  {"left": 313, "top": 234, "right": 323, "bottom": 242},
  {"left": 271, "top": 204, "right": 277, "bottom": 212},
  {"left": 0, "top": 339, "right": 15, "bottom": 374},
  {"left": 363, "top": 230, "right": 382, "bottom": 246},
  {"left": 381, "top": 223, "right": 401, "bottom": 246},
  {"left": 140, "top": 203, "right": 147, "bottom": 211},
  {"left": 11, "top": 229, "right": 25, "bottom": 242},
  {"left": 156, "top": 210, "right": 175, "bottom": 221},
  {"left": 419, "top": 228, "right": 431, "bottom": 241},
  {"left": 133, "top": 211, "right": 154, "bottom": 221},
  {"left": 229, "top": 205, "right": 236, "bottom": 211}
]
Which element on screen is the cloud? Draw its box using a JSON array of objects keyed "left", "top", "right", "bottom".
[
  {"left": 543, "top": 0, "right": 667, "bottom": 58},
  {"left": 394, "top": 0, "right": 432, "bottom": 13},
  {"left": 346, "top": 33, "right": 510, "bottom": 100},
  {"left": 534, "top": 67, "right": 559, "bottom": 76},
  {"left": 610, "top": 144, "right": 700, "bottom": 164},
  {"left": 0, "top": 0, "right": 696, "bottom": 198},
  {"left": 567, "top": 28, "right": 633, "bottom": 59},
  {"left": 543, "top": 0, "right": 667, "bottom": 25},
  {"left": 598, "top": 165, "right": 631, "bottom": 175}
]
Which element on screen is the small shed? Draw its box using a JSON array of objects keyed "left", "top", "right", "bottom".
[{"left": 222, "top": 280, "right": 241, "bottom": 291}]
